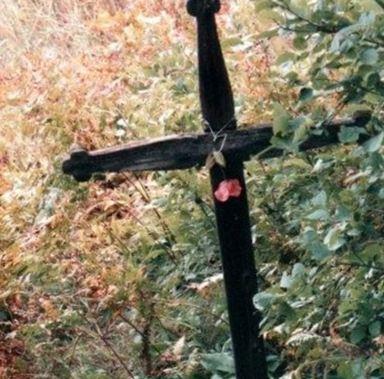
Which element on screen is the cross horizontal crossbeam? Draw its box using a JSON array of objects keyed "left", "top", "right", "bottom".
[{"left": 63, "top": 114, "right": 369, "bottom": 182}]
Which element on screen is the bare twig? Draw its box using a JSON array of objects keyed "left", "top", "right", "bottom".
[
  {"left": 118, "top": 312, "right": 162, "bottom": 355},
  {"left": 86, "top": 318, "right": 135, "bottom": 378}
]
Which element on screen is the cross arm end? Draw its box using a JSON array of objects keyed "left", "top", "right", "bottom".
[{"left": 62, "top": 145, "right": 95, "bottom": 182}]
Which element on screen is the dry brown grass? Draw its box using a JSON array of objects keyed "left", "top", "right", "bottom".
[
  {"left": 0, "top": 0, "right": 127, "bottom": 57},
  {"left": 0, "top": 1, "right": 278, "bottom": 376}
]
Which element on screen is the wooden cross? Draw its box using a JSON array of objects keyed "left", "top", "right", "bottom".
[{"left": 63, "top": 1, "right": 370, "bottom": 377}]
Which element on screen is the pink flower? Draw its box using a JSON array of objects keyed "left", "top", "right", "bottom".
[{"left": 214, "top": 179, "right": 242, "bottom": 202}]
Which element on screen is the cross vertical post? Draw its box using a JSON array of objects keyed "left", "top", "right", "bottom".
[{"left": 187, "top": 1, "right": 268, "bottom": 377}]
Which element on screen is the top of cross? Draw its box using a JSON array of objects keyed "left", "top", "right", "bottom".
[
  {"left": 187, "top": 0, "right": 221, "bottom": 16},
  {"left": 62, "top": 0, "right": 371, "bottom": 183}
]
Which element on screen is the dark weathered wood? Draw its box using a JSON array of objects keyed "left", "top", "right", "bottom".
[
  {"left": 187, "top": 0, "right": 235, "bottom": 131},
  {"left": 188, "top": 1, "right": 266, "bottom": 377},
  {"left": 62, "top": 116, "right": 369, "bottom": 182}
]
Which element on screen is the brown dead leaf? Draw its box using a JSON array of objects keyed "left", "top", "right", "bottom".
[{"left": 187, "top": 273, "right": 223, "bottom": 298}]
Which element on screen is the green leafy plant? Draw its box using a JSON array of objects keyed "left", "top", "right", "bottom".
[{"left": 249, "top": 0, "right": 384, "bottom": 377}]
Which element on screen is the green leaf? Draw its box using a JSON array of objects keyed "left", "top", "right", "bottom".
[
  {"left": 338, "top": 362, "right": 354, "bottom": 378},
  {"left": 258, "top": 9, "right": 284, "bottom": 23},
  {"left": 306, "top": 209, "right": 329, "bottom": 220},
  {"left": 257, "top": 29, "right": 279, "bottom": 39},
  {"left": 212, "top": 151, "right": 226, "bottom": 167},
  {"left": 324, "top": 227, "right": 345, "bottom": 251},
  {"left": 280, "top": 271, "right": 293, "bottom": 289},
  {"left": 293, "top": 35, "right": 307, "bottom": 50},
  {"left": 276, "top": 52, "right": 296, "bottom": 65},
  {"left": 255, "top": 0, "right": 272, "bottom": 11},
  {"left": 298, "top": 87, "right": 313, "bottom": 102},
  {"left": 369, "top": 321, "right": 381, "bottom": 337},
  {"left": 293, "top": 125, "right": 307, "bottom": 143},
  {"left": 350, "top": 326, "right": 366, "bottom": 344},
  {"left": 363, "top": 132, "right": 384, "bottom": 152},
  {"left": 361, "top": 243, "right": 382, "bottom": 260},
  {"left": 273, "top": 103, "right": 290, "bottom": 135},
  {"left": 361, "top": 48, "right": 379, "bottom": 64},
  {"left": 222, "top": 37, "right": 243, "bottom": 49},
  {"left": 211, "top": 374, "right": 225, "bottom": 379},
  {"left": 366, "top": 72, "right": 381, "bottom": 87},
  {"left": 292, "top": 263, "right": 305, "bottom": 278},
  {"left": 253, "top": 292, "right": 281, "bottom": 311},
  {"left": 331, "top": 24, "right": 365, "bottom": 53},
  {"left": 338, "top": 126, "right": 364, "bottom": 143},
  {"left": 299, "top": 228, "right": 331, "bottom": 260},
  {"left": 202, "top": 353, "right": 235, "bottom": 374},
  {"left": 310, "top": 242, "right": 331, "bottom": 260},
  {"left": 312, "top": 191, "right": 327, "bottom": 207}
]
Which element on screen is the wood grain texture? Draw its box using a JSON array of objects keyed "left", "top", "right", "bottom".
[
  {"left": 190, "top": 2, "right": 267, "bottom": 377},
  {"left": 62, "top": 116, "right": 369, "bottom": 181}
]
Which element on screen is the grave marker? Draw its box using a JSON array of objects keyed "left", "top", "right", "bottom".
[{"left": 63, "top": 1, "right": 370, "bottom": 377}]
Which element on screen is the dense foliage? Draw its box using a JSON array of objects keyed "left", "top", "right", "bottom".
[
  {"left": 0, "top": 0, "right": 383, "bottom": 378},
  {"left": 252, "top": 0, "right": 384, "bottom": 378}
]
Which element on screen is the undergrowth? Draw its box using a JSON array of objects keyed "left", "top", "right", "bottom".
[{"left": 1, "top": 0, "right": 383, "bottom": 378}]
